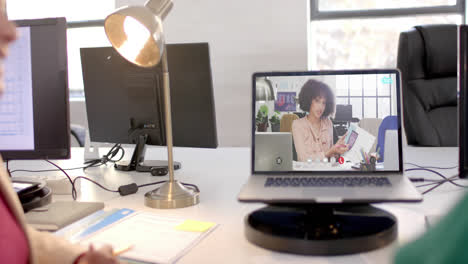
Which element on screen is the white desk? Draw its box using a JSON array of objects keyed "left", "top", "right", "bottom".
[{"left": 8, "top": 146, "right": 467, "bottom": 264}]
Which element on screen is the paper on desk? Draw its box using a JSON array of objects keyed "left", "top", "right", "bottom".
[
  {"left": 342, "top": 124, "right": 376, "bottom": 164},
  {"left": 80, "top": 212, "right": 217, "bottom": 264}
]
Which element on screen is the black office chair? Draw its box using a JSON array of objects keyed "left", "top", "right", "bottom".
[
  {"left": 332, "top": 105, "right": 359, "bottom": 138},
  {"left": 397, "top": 24, "right": 457, "bottom": 146},
  {"left": 70, "top": 124, "right": 86, "bottom": 147}
]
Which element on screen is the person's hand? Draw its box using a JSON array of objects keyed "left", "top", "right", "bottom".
[
  {"left": 78, "top": 244, "right": 121, "bottom": 264},
  {"left": 336, "top": 132, "right": 348, "bottom": 145},
  {"left": 332, "top": 143, "right": 349, "bottom": 155},
  {"left": 331, "top": 132, "right": 349, "bottom": 155}
]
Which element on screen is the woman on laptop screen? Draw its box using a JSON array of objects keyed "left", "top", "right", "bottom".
[{"left": 292, "top": 79, "right": 348, "bottom": 162}]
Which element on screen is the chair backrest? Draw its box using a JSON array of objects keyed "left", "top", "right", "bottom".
[
  {"left": 70, "top": 124, "right": 86, "bottom": 147},
  {"left": 281, "top": 113, "right": 300, "bottom": 160},
  {"left": 280, "top": 113, "right": 299, "bottom": 133},
  {"left": 335, "top": 105, "right": 353, "bottom": 122},
  {"left": 397, "top": 24, "right": 457, "bottom": 146},
  {"left": 376, "top": 116, "right": 398, "bottom": 162}
]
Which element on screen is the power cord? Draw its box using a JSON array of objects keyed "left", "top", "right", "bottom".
[
  {"left": 8, "top": 164, "right": 101, "bottom": 174},
  {"left": 417, "top": 176, "right": 461, "bottom": 195},
  {"left": 405, "top": 162, "right": 458, "bottom": 184},
  {"left": 40, "top": 160, "right": 199, "bottom": 199},
  {"left": 405, "top": 162, "right": 458, "bottom": 170},
  {"left": 6, "top": 146, "right": 198, "bottom": 199},
  {"left": 7, "top": 144, "right": 124, "bottom": 175},
  {"left": 404, "top": 166, "right": 468, "bottom": 195},
  {"left": 44, "top": 160, "right": 78, "bottom": 199},
  {"left": 83, "top": 143, "right": 125, "bottom": 169}
]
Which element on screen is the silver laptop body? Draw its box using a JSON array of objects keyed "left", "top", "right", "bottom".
[{"left": 238, "top": 69, "right": 422, "bottom": 204}]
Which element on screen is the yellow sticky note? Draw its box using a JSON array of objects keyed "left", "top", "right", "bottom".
[{"left": 175, "top": 219, "right": 215, "bottom": 232}]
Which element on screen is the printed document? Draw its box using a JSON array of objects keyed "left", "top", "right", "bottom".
[
  {"left": 79, "top": 212, "right": 217, "bottom": 264},
  {"left": 342, "top": 124, "right": 376, "bottom": 164}
]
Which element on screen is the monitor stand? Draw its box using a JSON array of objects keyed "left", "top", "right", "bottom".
[
  {"left": 115, "top": 134, "right": 181, "bottom": 176},
  {"left": 245, "top": 204, "right": 397, "bottom": 255}
]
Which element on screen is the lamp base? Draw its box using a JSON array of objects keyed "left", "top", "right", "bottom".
[{"left": 144, "top": 180, "right": 199, "bottom": 209}]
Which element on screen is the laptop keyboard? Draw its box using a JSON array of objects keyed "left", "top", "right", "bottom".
[{"left": 264, "top": 176, "right": 391, "bottom": 187}]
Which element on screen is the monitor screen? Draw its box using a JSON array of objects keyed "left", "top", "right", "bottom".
[
  {"left": 81, "top": 43, "right": 217, "bottom": 149},
  {"left": 459, "top": 25, "right": 468, "bottom": 178},
  {"left": 253, "top": 70, "right": 402, "bottom": 173},
  {"left": 0, "top": 18, "right": 70, "bottom": 160}
]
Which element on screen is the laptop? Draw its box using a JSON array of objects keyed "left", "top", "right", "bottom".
[{"left": 238, "top": 69, "right": 422, "bottom": 204}]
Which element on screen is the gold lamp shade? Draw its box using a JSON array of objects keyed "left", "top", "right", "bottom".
[{"left": 104, "top": 6, "right": 164, "bottom": 68}]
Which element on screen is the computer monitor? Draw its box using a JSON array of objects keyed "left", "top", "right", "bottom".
[
  {"left": 459, "top": 25, "right": 468, "bottom": 178},
  {"left": 81, "top": 43, "right": 217, "bottom": 172},
  {"left": 0, "top": 18, "right": 70, "bottom": 160}
]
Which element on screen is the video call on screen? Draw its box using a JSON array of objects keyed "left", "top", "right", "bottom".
[{"left": 254, "top": 73, "right": 400, "bottom": 172}]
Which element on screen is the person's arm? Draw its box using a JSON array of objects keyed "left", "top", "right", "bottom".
[
  {"left": 27, "top": 226, "right": 121, "bottom": 264},
  {"left": 26, "top": 225, "right": 85, "bottom": 264}
]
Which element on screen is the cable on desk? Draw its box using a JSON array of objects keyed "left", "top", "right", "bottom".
[
  {"left": 416, "top": 176, "right": 459, "bottom": 188},
  {"left": 26, "top": 158, "right": 200, "bottom": 198},
  {"left": 405, "top": 162, "right": 458, "bottom": 170},
  {"left": 179, "top": 183, "right": 200, "bottom": 193},
  {"left": 8, "top": 164, "right": 102, "bottom": 174},
  {"left": 83, "top": 143, "right": 125, "bottom": 170},
  {"left": 69, "top": 178, "right": 200, "bottom": 197},
  {"left": 408, "top": 178, "right": 443, "bottom": 183},
  {"left": 418, "top": 178, "right": 457, "bottom": 195},
  {"left": 406, "top": 168, "right": 465, "bottom": 188},
  {"left": 404, "top": 164, "right": 458, "bottom": 183},
  {"left": 72, "top": 176, "right": 119, "bottom": 193},
  {"left": 42, "top": 161, "right": 120, "bottom": 199},
  {"left": 45, "top": 160, "right": 77, "bottom": 199},
  {"left": 407, "top": 167, "right": 468, "bottom": 194},
  {"left": 137, "top": 181, "right": 167, "bottom": 188}
]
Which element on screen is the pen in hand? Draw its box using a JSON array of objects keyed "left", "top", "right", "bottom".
[
  {"left": 113, "top": 244, "right": 134, "bottom": 257},
  {"left": 79, "top": 244, "right": 132, "bottom": 264}
]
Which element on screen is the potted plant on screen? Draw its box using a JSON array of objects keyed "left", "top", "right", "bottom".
[
  {"left": 256, "top": 105, "right": 269, "bottom": 132},
  {"left": 269, "top": 111, "right": 280, "bottom": 132}
]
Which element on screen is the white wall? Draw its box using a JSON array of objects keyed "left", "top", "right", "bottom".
[{"left": 80, "top": 0, "right": 309, "bottom": 147}]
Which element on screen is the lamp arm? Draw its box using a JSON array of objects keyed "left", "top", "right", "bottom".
[
  {"left": 161, "top": 50, "right": 175, "bottom": 182},
  {"left": 145, "top": 0, "right": 173, "bottom": 20}
]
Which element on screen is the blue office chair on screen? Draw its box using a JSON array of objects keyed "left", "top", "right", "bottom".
[{"left": 376, "top": 116, "right": 398, "bottom": 162}]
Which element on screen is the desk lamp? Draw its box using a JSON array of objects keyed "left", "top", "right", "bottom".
[
  {"left": 104, "top": 0, "right": 199, "bottom": 209},
  {"left": 255, "top": 77, "right": 275, "bottom": 103}
]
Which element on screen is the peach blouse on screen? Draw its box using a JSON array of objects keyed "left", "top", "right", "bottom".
[{"left": 292, "top": 117, "right": 333, "bottom": 162}]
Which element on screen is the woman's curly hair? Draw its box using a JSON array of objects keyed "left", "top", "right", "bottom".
[{"left": 298, "top": 79, "right": 335, "bottom": 119}]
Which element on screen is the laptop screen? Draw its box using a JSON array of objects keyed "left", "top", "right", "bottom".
[{"left": 252, "top": 70, "right": 403, "bottom": 173}]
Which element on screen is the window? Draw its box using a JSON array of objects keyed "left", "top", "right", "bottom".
[
  {"left": 335, "top": 74, "right": 396, "bottom": 119},
  {"left": 309, "top": 0, "right": 464, "bottom": 69},
  {"left": 7, "top": 0, "right": 115, "bottom": 97},
  {"left": 318, "top": 0, "right": 457, "bottom": 11}
]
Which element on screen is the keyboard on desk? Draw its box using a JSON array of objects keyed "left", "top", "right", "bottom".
[{"left": 264, "top": 176, "right": 391, "bottom": 187}]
